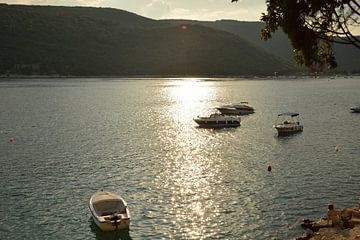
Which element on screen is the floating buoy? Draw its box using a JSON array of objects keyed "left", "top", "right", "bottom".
[
  {"left": 9, "top": 137, "right": 15, "bottom": 143},
  {"left": 335, "top": 146, "right": 339, "bottom": 152},
  {"left": 268, "top": 166, "right": 272, "bottom": 172}
]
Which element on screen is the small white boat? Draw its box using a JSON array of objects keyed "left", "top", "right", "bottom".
[
  {"left": 216, "top": 102, "right": 255, "bottom": 115},
  {"left": 89, "top": 191, "right": 130, "bottom": 231},
  {"left": 350, "top": 106, "right": 360, "bottom": 113},
  {"left": 194, "top": 113, "right": 241, "bottom": 128},
  {"left": 274, "top": 112, "right": 303, "bottom": 136}
]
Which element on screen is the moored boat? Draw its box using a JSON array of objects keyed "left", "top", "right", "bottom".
[
  {"left": 194, "top": 113, "right": 241, "bottom": 128},
  {"left": 215, "top": 106, "right": 243, "bottom": 115},
  {"left": 216, "top": 102, "right": 255, "bottom": 115},
  {"left": 350, "top": 106, "right": 360, "bottom": 113},
  {"left": 89, "top": 191, "right": 130, "bottom": 231},
  {"left": 274, "top": 112, "right": 303, "bottom": 136}
]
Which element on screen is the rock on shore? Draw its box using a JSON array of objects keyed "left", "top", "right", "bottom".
[{"left": 309, "top": 225, "right": 360, "bottom": 240}]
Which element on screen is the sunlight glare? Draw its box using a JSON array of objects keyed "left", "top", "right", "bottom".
[
  {"left": 166, "top": 79, "right": 215, "bottom": 124},
  {"left": 153, "top": 78, "right": 222, "bottom": 239}
]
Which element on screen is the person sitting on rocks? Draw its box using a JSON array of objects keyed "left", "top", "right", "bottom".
[
  {"left": 345, "top": 203, "right": 360, "bottom": 227},
  {"left": 327, "top": 203, "right": 343, "bottom": 229},
  {"left": 341, "top": 208, "right": 359, "bottom": 228}
]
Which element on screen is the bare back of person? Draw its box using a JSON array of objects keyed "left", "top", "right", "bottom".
[
  {"left": 327, "top": 204, "right": 343, "bottom": 228},
  {"left": 328, "top": 209, "right": 342, "bottom": 226}
]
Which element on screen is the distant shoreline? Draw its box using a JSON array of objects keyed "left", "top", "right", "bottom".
[{"left": 0, "top": 74, "right": 359, "bottom": 80}]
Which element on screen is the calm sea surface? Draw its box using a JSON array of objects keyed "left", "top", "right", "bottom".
[{"left": 0, "top": 77, "right": 359, "bottom": 240}]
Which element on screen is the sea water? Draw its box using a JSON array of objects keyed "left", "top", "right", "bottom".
[{"left": 0, "top": 77, "right": 359, "bottom": 239}]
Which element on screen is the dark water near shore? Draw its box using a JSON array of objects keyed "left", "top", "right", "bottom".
[{"left": 0, "top": 77, "right": 359, "bottom": 239}]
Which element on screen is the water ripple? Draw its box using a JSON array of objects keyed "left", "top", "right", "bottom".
[{"left": 0, "top": 77, "right": 359, "bottom": 239}]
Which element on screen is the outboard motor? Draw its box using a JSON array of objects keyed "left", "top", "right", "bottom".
[{"left": 110, "top": 213, "right": 120, "bottom": 230}]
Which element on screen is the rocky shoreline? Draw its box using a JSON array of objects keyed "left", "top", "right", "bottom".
[
  {"left": 297, "top": 219, "right": 360, "bottom": 240},
  {"left": 308, "top": 225, "right": 360, "bottom": 240}
]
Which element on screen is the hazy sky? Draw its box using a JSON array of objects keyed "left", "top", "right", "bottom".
[{"left": 4, "top": 0, "right": 266, "bottom": 21}]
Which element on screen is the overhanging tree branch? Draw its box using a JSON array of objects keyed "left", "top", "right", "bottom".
[
  {"left": 333, "top": 10, "right": 360, "bottom": 48},
  {"left": 243, "top": 0, "right": 360, "bottom": 70}
]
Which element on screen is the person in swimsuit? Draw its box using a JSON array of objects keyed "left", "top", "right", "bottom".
[{"left": 327, "top": 203, "right": 343, "bottom": 229}]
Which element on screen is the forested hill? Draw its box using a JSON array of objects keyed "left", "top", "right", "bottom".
[
  {"left": 0, "top": 4, "right": 298, "bottom": 76},
  {"left": 163, "top": 19, "right": 360, "bottom": 73}
]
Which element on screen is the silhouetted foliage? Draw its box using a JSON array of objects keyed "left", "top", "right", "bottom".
[
  {"left": 233, "top": 0, "right": 360, "bottom": 72},
  {"left": 262, "top": 0, "right": 360, "bottom": 71}
]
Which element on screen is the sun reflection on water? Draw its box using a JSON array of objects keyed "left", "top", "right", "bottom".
[
  {"left": 154, "top": 79, "right": 223, "bottom": 238},
  {"left": 165, "top": 79, "right": 216, "bottom": 123}
]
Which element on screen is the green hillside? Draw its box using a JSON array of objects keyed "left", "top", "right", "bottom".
[
  {"left": 164, "top": 19, "right": 360, "bottom": 73},
  {"left": 0, "top": 4, "right": 298, "bottom": 76}
]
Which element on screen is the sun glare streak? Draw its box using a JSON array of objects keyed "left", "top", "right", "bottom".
[
  {"left": 154, "top": 79, "right": 222, "bottom": 238},
  {"left": 165, "top": 79, "right": 215, "bottom": 124}
]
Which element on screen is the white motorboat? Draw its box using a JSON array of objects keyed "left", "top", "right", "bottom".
[
  {"left": 215, "top": 106, "right": 242, "bottom": 115},
  {"left": 274, "top": 112, "right": 303, "bottom": 136},
  {"left": 89, "top": 191, "right": 130, "bottom": 231},
  {"left": 194, "top": 113, "right": 241, "bottom": 128},
  {"left": 350, "top": 106, "right": 360, "bottom": 113},
  {"left": 216, "top": 102, "right": 255, "bottom": 115}
]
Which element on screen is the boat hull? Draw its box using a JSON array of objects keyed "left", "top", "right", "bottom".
[
  {"left": 216, "top": 107, "right": 254, "bottom": 115},
  {"left": 194, "top": 119, "right": 240, "bottom": 128},
  {"left": 275, "top": 124, "right": 303, "bottom": 135}
]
